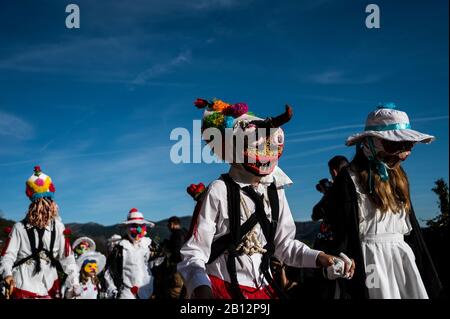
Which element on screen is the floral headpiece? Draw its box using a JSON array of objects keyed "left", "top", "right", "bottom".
[{"left": 194, "top": 98, "right": 250, "bottom": 131}]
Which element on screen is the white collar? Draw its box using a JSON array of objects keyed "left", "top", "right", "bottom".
[{"left": 228, "top": 164, "right": 293, "bottom": 188}]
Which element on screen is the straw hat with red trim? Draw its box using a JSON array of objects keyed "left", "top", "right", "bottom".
[{"left": 121, "top": 208, "right": 155, "bottom": 227}]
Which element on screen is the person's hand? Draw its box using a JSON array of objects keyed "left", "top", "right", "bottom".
[
  {"left": 317, "top": 252, "right": 355, "bottom": 280},
  {"left": 339, "top": 253, "right": 355, "bottom": 279},
  {"left": 316, "top": 252, "right": 335, "bottom": 268},
  {"left": 4, "top": 276, "right": 15, "bottom": 296},
  {"left": 72, "top": 284, "right": 82, "bottom": 296},
  {"left": 192, "top": 285, "right": 213, "bottom": 299}
]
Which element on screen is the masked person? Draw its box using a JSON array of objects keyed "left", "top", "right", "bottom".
[
  {"left": 72, "top": 237, "right": 96, "bottom": 260},
  {"left": 178, "top": 98, "right": 354, "bottom": 299},
  {"left": 0, "top": 166, "right": 79, "bottom": 299},
  {"left": 326, "top": 103, "right": 443, "bottom": 299},
  {"left": 103, "top": 208, "right": 156, "bottom": 299},
  {"left": 65, "top": 251, "right": 106, "bottom": 299}
]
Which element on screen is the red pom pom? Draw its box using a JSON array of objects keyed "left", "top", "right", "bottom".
[
  {"left": 194, "top": 98, "right": 209, "bottom": 109},
  {"left": 25, "top": 185, "right": 34, "bottom": 198},
  {"left": 49, "top": 183, "right": 56, "bottom": 193},
  {"left": 4, "top": 227, "right": 12, "bottom": 235},
  {"left": 130, "top": 286, "right": 139, "bottom": 296},
  {"left": 34, "top": 166, "right": 41, "bottom": 172},
  {"left": 187, "top": 182, "right": 206, "bottom": 201},
  {"left": 129, "top": 208, "right": 139, "bottom": 213},
  {"left": 63, "top": 228, "right": 72, "bottom": 236}
]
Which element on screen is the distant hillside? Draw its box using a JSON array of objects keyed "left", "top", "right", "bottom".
[{"left": 0, "top": 215, "right": 319, "bottom": 254}]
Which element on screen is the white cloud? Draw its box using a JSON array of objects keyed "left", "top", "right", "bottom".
[{"left": 0, "top": 110, "right": 34, "bottom": 140}]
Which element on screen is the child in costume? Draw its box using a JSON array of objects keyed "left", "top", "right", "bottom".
[
  {"left": 325, "top": 103, "right": 443, "bottom": 299},
  {"left": 0, "top": 166, "right": 80, "bottom": 299},
  {"left": 104, "top": 208, "right": 156, "bottom": 299},
  {"left": 72, "top": 236, "right": 96, "bottom": 260},
  {"left": 65, "top": 251, "right": 106, "bottom": 299},
  {"left": 178, "top": 98, "right": 355, "bottom": 299}
]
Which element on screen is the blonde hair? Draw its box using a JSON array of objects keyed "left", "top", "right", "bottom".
[
  {"left": 26, "top": 197, "right": 59, "bottom": 228},
  {"left": 352, "top": 150, "right": 411, "bottom": 214}
]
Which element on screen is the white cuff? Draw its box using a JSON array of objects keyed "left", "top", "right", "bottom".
[{"left": 302, "top": 248, "right": 323, "bottom": 268}]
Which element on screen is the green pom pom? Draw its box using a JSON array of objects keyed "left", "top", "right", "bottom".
[{"left": 203, "top": 112, "right": 225, "bottom": 129}]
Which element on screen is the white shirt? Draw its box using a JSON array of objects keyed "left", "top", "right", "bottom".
[
  {"left": 178, "top": 165, "right": 322, "bottom": 297},
  {"left": 104, "top": 236, "right": 154, "bottom": 299},
  {"left": 0, "top": 218, "right": 79, "bottom": 297}
]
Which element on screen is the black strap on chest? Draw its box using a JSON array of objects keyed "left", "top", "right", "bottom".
[
  {"left": 13, "top": 220, "right": 62, "bottom": 274},
  {"left": 207, "top": 173, "right": 285, "bottom": 299}
]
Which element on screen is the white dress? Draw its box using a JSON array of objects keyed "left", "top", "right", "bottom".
[{"left": 348, "top": 168, "right": 428, "bottom": 299}]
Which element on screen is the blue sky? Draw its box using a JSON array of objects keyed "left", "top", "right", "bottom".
[{"left": 0, "top": 0, "right": 448, "bottom": 226}]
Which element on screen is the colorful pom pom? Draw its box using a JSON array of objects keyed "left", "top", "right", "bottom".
[{"left": 203, "top": 112, "right": 225, "bottom": 129}]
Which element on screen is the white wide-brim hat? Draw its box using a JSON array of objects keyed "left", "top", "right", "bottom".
[
  {"left": 76, "top": 251, "right": 106, "bottom": 274},
  {"left": 72, "top": 236, "right": 96, "bottom": 252},
  {"left": 121, "top": 208, "right": 156, "bottom": 227},
  {"left": 346, "top": 103, "right": 435, "bottom": 146}
]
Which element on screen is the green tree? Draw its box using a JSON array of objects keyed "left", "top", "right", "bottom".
[{"left": 426, "top": 178, "right": 449, "bottom": 230}]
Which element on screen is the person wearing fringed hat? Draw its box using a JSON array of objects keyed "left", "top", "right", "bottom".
[
  {"left": 0, "top": 166, "right": 80, "bottom": 299},
  {"left": 64, "top": 251, "right": 106, "bottom": 299},
  {"left": 178, "top": 98, "right": 355, "bottom": 299},
  {"left": 72, "top": 236, "right": 96, "bottom": 260},
  {"left": 103, "top": 208, "right": 156, "bottom": 299},
  {"left": 324, "top": 103, "right": 443, "bottom": 299}
]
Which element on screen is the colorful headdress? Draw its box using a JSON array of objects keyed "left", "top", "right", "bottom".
[
  {"left": 25, "top": 166, "right": 56, "bottom": 202},
  {"left": 194, "top": 97, "right": 293, "bottom": 175}
]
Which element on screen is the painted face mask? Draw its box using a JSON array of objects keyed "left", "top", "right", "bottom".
[
  {"left": 128, "top": 224, "right": 147, "bottom": 241},
  {"left": 75, "top": 241, "right": 90, "bottom": 256},
  {"left": 197, "top": 98, "right": 293, "bottom": 176},
  {"left": 237, "top": 121, "right": 285, "bottom": 176},
  {"left": 82, "top": 260, "right": 98, "bottom": 275}
]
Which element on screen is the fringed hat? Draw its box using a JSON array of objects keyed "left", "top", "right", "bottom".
[
  {"left": 76, "top": 251, "right": 106, "bottom": 274},
  {"left": 121, "top": 208, "right": 155, "bottom": 227},
  {"left": 346, "top": 103, "right": 435, "bottom": 146},
  {"left": 25, "top": 166, "right": 56, "bottom": 202}
]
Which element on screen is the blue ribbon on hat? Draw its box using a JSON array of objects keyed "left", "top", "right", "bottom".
[
  {"left": 365, "top": 122, "right": 411, "bottom": 132},
  {"left": 366, "top": 137, "right": 389, "bottom": 193}
]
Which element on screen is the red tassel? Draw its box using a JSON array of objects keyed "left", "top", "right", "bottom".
[
  {"left": 186, "top": 200, "right": 203, "bottom": 242},
  {"left": 64, "top": 237, "right": 71, "bottom": 257},
  {"left": 63, "top": 228, "right": 72, "bottom": 257}
]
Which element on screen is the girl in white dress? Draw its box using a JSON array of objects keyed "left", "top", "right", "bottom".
[{"left": 327, "top": 102, "right": 442, "bottom": 299}]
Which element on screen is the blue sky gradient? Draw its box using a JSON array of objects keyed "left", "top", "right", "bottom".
[{"left": 0, "top": 0, "right": 448, "bottom": 225}]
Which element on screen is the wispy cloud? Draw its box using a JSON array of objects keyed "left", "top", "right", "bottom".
[
  {"left": 0, "top": 110, "right": 34, "bottom": 140},
  {"left": 309, "top": 70, "right": 386, "bottom": 85},
  {"left": 283, "top": 144, "right": 347, "bottom": 160},
  {"left": 132, "top": 50, "right": 192, "bottom": 85}
]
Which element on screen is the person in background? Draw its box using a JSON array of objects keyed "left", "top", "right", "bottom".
[
  {"left": 103, "top": 208, "right": 156, "bottom": 299},
  {"left": 154, "top": 216, "right": 188, "bottom": 299},
  {"left": 309, "top": 156, "right": 350, "bottom": 299}
]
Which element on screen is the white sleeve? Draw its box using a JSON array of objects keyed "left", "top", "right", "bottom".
[
  {"left": 274, "top": 188, "right": 322, "bottom": 268},
  {"left": 103, "top": 268, "right": 118, "bottom": 298},
  {"left": 177, "top": 181, "right": 222, "bottom": 297},
  {"left": 0, "top": 223, "right": 21, "bottom": 279},
  {"left": 56, "top": 223, "right": 79, "bottom": 288}
]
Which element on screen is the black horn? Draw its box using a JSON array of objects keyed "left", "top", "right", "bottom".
[{"left": 269, "top": 104, "right": 293, "bottom": 128}]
